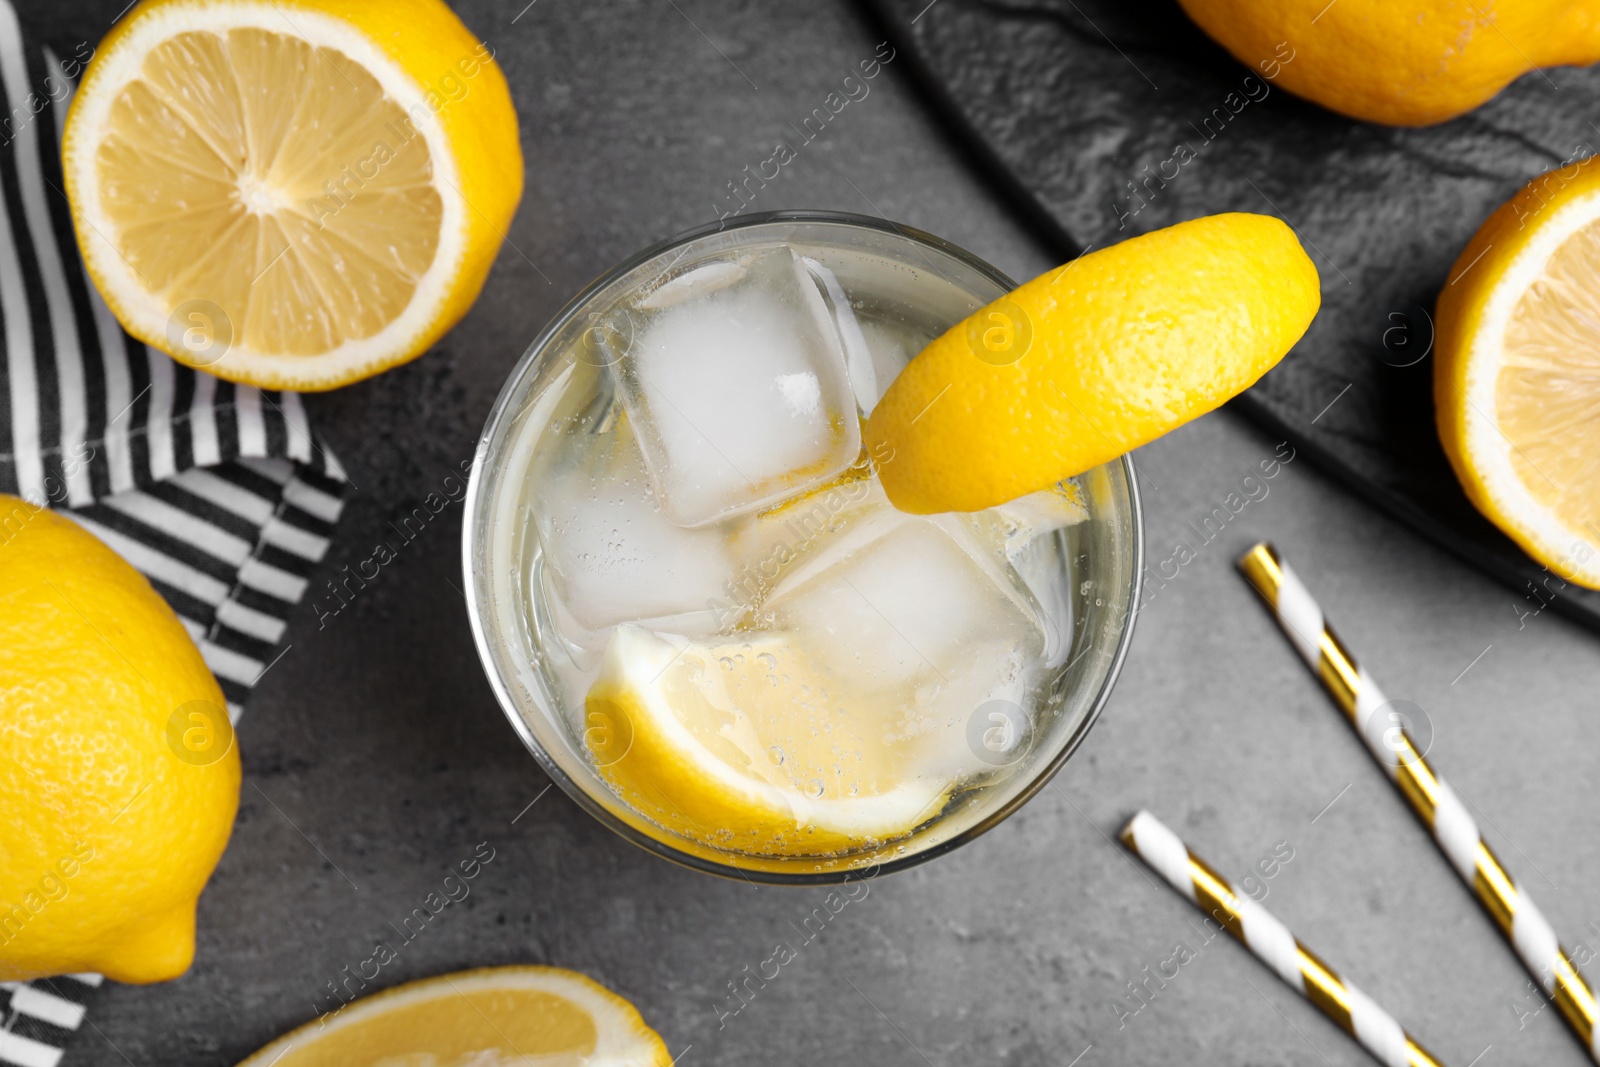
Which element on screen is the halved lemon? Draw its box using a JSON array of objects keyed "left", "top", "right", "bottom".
[
  {"left": 1436, "top": 157, "right": 1600, "bottom": 587},
  {"left": 585, "top": 625, "right": 948, "bottom": 856},
  {"left": 236, "top": 966, "right": 671, "bottom": 1067},
  {"left": 63, "top": 0, "right": 522, "bottom": 391}
]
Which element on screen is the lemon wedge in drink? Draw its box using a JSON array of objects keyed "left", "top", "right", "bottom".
[
  {"left": 584, "top": 626, "right": 948, "bottom": 856},
  {"left": 62, "top": 0, "right": 522, "bottom": 391}
]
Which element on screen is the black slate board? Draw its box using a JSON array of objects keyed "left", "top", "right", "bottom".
[{"left": 862, "top": 0, "right": 1600, "bottom": 632}]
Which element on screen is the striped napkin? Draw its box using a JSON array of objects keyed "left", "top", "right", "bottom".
[{"left": 0, "top": 2, "right": 346, "bottom": 1063}]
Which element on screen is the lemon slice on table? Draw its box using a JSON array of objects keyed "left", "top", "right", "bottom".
[
  {"left": 62, "top": 0, "right": 522, "bottom": 391},
  {"left": 585, "top": 626, "right": 948, "bottom": 857},
  {"left": 864, "top": 213, "right": 1321, "bottom": 514},
  {"left": 1435, "top": 159, "right": 1600, "bottom": 588},
  {"left": 236, "top": 966, "right": 671, "bottom": 1067}
]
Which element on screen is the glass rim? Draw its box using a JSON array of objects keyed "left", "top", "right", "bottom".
[{"left": 461, "top": 209, "right": 1145, "bottom": 885}]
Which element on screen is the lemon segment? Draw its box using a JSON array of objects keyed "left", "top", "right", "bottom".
[
  {"left": 865, "top": 213, "right": 1321, "bottom": 515},
  {"left": 1436, "top": 157, "right": 1600, "bottom": 587},
  {"left": 236, "top": 966, "right": 671, "bottom": 1067},
  {"left": 585, "top": 626, "right": 948, "bottom": 857},
  {"left": 63, "top": 0, "right": 523, "bottom": 391}
]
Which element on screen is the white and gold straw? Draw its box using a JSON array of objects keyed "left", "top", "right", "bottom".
[
  {"left": 1121, "top": 810, "right": 1445, "bottom": 1067},
  {"left": 1239, "top": 541, "right": 1599, "bottom": 1061}
]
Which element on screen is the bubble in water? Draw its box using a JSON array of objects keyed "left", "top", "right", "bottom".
[
  {"left": 1079, "top": 580, "right": 1092, "bottom": 595},
  {"left": 757, "top": 652, "right": 777, "bottom": 670},
  {"left": 718, "top": 656, "right": 734, "bottom": 671},
  {"left": 807, "top": 779, "right": 825, "bottom": 798},
  {"left": 769, "top": 745, "right": 785, "bottom": 765},
  {"left": 734, "top": 653, "right": 746, "bottom": 665}
]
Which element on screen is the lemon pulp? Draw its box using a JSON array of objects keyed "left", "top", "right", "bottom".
[
  {"left": 586, "top": 627, "right": 949, "bottom": 856},
  {"left": 96, "top": 27, "right": 442, "bottom": 355},
  {"left": 271, "top": 989, "right": 597, "bottom": 1065},
  {"left": 1498, "top": 218, "right": 1600, "bottom": 537},
  {"left": 236, "top": 967, "right": 671, "bottom": 1067}
]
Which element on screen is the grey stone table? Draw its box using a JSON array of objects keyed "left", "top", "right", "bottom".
[{"left": 25, "top": 1, "right": 1600, "bottom": 1064}]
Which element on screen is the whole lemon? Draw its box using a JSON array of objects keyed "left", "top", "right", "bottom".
[
  {"left": 1178, "top": 0, "right": 1600, "bottom": 126},
  {"left": 0, "top": 497, "right": 240, "bottom": 982}
]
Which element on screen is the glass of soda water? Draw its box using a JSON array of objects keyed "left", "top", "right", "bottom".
[{"left": 464, "top": 211, "right": 1142, "bottom": 883}]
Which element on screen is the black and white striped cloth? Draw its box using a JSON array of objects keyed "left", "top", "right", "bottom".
[
  {"left": 0, "top": 977, "right": 98, "bottom": 1067},
  {"left": 0, "top": 2, "right": 345, "bottom": 1063}
]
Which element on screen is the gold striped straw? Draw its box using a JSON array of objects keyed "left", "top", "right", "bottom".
[
  {"left": 1121, "top": 810, "right": 1445, "bottom": 1067},
  {"left": 1239, "top": 541, "right": 1600, "bottom": 1061}
]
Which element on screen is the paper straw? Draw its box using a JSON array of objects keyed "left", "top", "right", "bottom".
[
  {"left": 1121, "top": 810, "right": 1445, "bottom": 1067},
  {"left": 1239, "top": 541, "right": 1599, "bottom": 1061}
]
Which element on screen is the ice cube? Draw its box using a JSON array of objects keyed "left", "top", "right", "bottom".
[
  {"left": 1007, "top": 533, "right": 1075, "bottom": 668},
  {"left": 638, "top": 259, "right": 746, "bottom": 309},
  {"left": 994, "top": 483, "right": 1089, "bottom": 563},
  {"left": 802, "top": 256, "right": 879, "bottom": 413},
  {"left": 535, "top": 415, "right": 738, "bottom": 639},
  {"left": 722, "top": 466, "right": 893, "bottom": 616},
  {"left": 986, "top": 482, "right": 1086, "bottom": 666},
  {"left": 853, "top": 320, "right": 911, "bottom": 414},
  {"left": 615, "top": 248, "right": 862, "bottom": 527},
  {"left": 766, "top": 509, "right": 1045, "bottom": 711}
]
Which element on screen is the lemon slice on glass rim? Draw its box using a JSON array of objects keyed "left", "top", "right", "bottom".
[
  {"left": 62, "top": 0, "right": 522, "bottom": 391},
  {"left": 864, "top": 213, "right": 1320, "bottom": 514}
]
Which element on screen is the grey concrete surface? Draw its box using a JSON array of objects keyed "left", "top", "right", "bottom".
[{"left": 22, "top": 1, "right": 1600, "bottom": 1064}]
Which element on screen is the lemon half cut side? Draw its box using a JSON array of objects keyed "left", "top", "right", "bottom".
[
  {"left": 1436, "top": 159, "right": 1600, "bottom": 588},
  {"left": 236, "top": 966, "right": 672, "bottom": 1067},
  {"left": 62, "top": 0, "right": 523, "bottom": 391}
]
